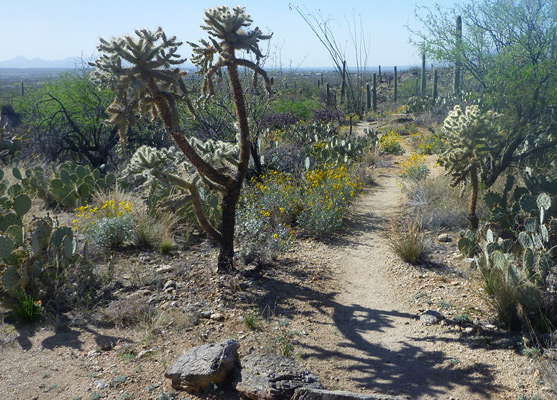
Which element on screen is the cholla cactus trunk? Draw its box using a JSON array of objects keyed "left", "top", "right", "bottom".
[
  {"left": 217, "top": 60, "right": 251, "bottom": 271},
  {"left": 468, "top": 165, "right": 479, "bottom": 230}
]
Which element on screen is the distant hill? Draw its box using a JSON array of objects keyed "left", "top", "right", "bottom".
[{"left": 0, "top": 56, "right": 83, "bottom": 69}]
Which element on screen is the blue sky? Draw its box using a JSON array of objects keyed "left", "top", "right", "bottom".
[{"left": 2, "top": 0, "right": 458, "bottom": 68}]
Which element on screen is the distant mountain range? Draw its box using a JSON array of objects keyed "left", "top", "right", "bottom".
[{"left": 0, "top": 56, "right": 83, "bottom": 69}]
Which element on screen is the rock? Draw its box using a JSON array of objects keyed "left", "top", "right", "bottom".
[
  {"left": 234, "top": 354, "right": 321, "bottom": 400},
  {"left": 156, "top": 265, "right": 174, "bottom": 274},
  {"left": 164, "top": 280, "right": 176, "bottom": 290},
  {"left": 420, "top": 310, "right": 443, "bottom": 326},
  {"left": 210, "top": 313, "right": 225, "bottom": 321},
  {"left": 165, "top": 339, "right": 239, "bottom": 393},
  {"left": 464, "top": 327, "right": 474, "bottom": 334},
  {"left": 94, "top": 380, "right": 108, "bottom": 390},
  {"left": 292, "top": 388, "right": 406, "bottom": 400},
  {"left": 437, "top": 233, "right": 451, "bottom": 243}
]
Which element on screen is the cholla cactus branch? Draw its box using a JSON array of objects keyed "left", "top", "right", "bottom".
[{"left": 439, "top": 105, "right": 502, "bottom": 229}]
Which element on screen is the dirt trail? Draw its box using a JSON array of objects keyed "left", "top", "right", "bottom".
[{"left": 294, "top": 160, "right": 534, "bottom": 399}]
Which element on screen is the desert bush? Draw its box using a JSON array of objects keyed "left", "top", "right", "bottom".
[
  {"left": 385, "top": 216, "right": 430, "bottom": 264},
  {"left": 261, "top": 112, "right": 300, "bottom": 130},
  {"left": 237, "top": 171, "right": 297, "bottom": 262},
  {"left": 271, "top": 97, "right": 320, "bottom": 120},
  {"left": 102, "top": 297, "right": 156, "bottom": 327},
  {"left": 10, "top": 293, "right": 43, "bottom": 324},
  {"left": 379, "top": 131, "right": 404, "bottom": 155},
  {"left": 406, "top": 175, "right": 488, "bottom": 229},
  {"left": 74, "top": 199, "right": 135, "bottom": 249},
  {"left": 297, "top": 164, "right": 363, "bottom": 237},
  {"left": 408, "top": 131, "right": 444, "bottom": 155},
  {"left": 399, "top": 152, "right": 430, "bottom": 190},
  {"left": 313, "top": 108, "right": 344, "bottom": 124}
]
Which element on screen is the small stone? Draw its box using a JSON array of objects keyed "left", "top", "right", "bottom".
[
  {"left": 464, "top": 327, "right": 474, "bottom": 334},
  {"left": 156, "top": 265, "right": 174, "bottom": 274},
  {"left": 163, "top": 280, "right": 176, "bottom": 290},
  {"left": 201, "top": 311, "right": 212, "bottom": 319},
  {"left": 485, "top": 324, "right": 497, "bottom": 330},
  {"left": 95, "top": 380, "right": 108, "bottom": 390},
  {"left": 137, "top": 350, "right": 152, "bottom": 359},
  {"left": 210, "top": 313, "right": 224, "bottom": 321},
  {"left": 437, "top": 233, "right": 451, "bottom": 242},
  {"left": 420, "top": 310, "right": 443, "bottom": 326}
]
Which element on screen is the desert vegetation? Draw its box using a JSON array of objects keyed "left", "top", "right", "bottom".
[{"left": 0, "top": 1, "right": 556, "bottom": 399}]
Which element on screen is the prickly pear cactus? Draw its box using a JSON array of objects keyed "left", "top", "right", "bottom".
[{"left": 15, "top": 162, "right": 115, "bottom": 209}]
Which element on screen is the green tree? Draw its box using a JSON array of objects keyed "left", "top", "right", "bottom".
[
  {"left": 91, "top": 6, "right": 271, "bottom": 272},
  {"left": 14, "top": 68, "right": 120, "bottom": 167},
  {"left": 412, "top": 0, "right": 557, "bottom": 185}
]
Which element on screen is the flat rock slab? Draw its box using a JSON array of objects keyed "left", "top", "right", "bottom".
[
  {"left": 165, "top": 339, "right": 239, "bottom": 393},
  {"left": 234, "top": 354, "right": 321, "bottom": 400},
  {"left": 292, "top": 388, "right": 407, "bottom": 400}
]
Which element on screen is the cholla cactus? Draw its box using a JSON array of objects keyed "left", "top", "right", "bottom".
[
  {"left": 92, "top": 7, "right": 271, "bottom": 272},
  {"left": 90, "top": 28, "right": 188, "bottom": 138},
  {"left": 439, "top": 105, "right": 502, "bottom": 228},
  {"left": 189, "top": 6, "right": 272, "bottom": 94}
]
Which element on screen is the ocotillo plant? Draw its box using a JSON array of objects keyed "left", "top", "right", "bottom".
[
  {"left": 91, "top": 7, "right": 271, "bottom": 272},
  {"left": 341, "top": 60, "right": 347, "bottom": 104}
]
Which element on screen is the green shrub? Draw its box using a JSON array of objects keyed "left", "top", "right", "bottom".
[
  {"left": 11, "top": 293, "right": 43, "bottom": 324},
  {"left": 90, "top": 215, "right": 135, "bottom": 249},
  {"left": 297, "top": 165, "right": 362, "bottom": 238},
  {"left": 379, "top": 131, "right": 404, "bottom": 155},
  {"left": 272, "top": 98, "right": 320, "bottom": 120},
  {"left": 74, "top": 199, "right": 135, "bottom": 249},
  {"left": 237, "top": 171, "right": 296, "bottom": 263}
]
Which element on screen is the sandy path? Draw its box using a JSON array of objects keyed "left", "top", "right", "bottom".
[{"left": 295, "top": 163, "right": 531, "bottom": 400}]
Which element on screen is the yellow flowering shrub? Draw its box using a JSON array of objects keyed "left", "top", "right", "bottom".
[
  {"left": 74, "top": 200, "right": 134, "bottom": 248},
  {"left": 379, "top": 131, "right": 404, "bottom": 155}
]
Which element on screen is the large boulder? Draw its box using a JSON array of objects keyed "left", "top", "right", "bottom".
[
  {"left": 165, "top": 339, "right": 239, "bottom": 393},
  {"left": 292, "top": 388, "right": 406, "bottom": 400},
  {"left": 234, "top": 354, "right": 321, "bottom": 400}
]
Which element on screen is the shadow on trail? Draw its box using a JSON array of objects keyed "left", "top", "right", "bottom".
[{"left": 251, "top": 266, "right": 501, "bottom": 398}]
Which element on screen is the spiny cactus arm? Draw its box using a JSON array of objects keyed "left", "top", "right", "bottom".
[
  {"left": 235, "top": 59, "right": 272, "bottom": 94},
  {"left": 143, "top": 77, "right": 234, "bottom": 188},
  {"left": 168, "top": 129, "right": 234, "bottom": 188},
  {"left": 151, "top": 168, "right": 222, "bottom": 241}
]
